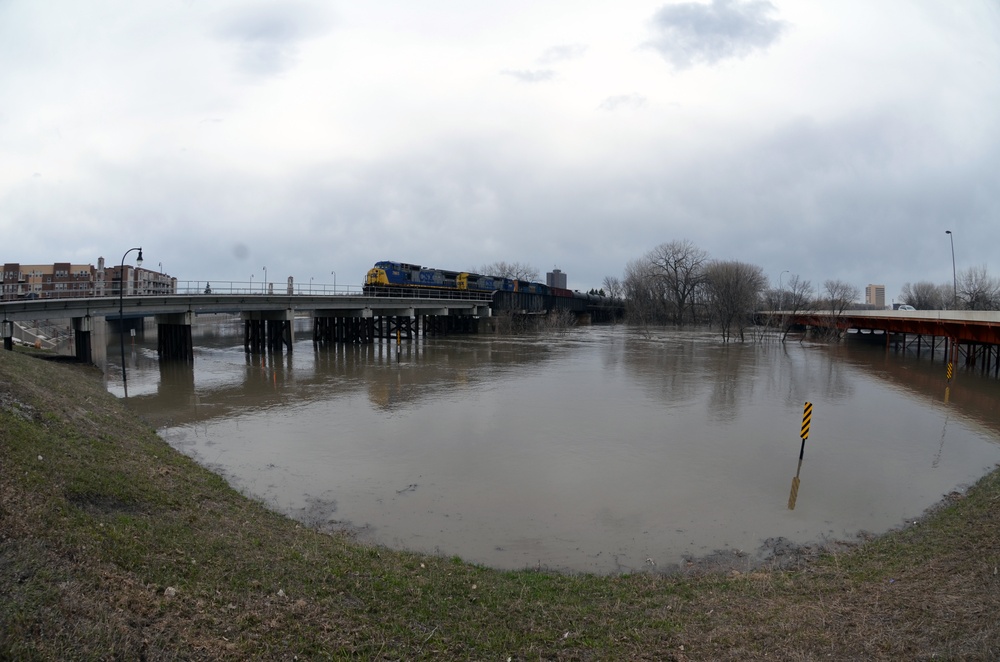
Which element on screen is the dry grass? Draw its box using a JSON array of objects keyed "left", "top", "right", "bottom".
[{"left": 1, "top": 347, "right": 998, "bottom": 660}]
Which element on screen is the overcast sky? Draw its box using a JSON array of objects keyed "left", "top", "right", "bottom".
[{"left": 2, "top": 1, "right": 998, "bottom": 301}]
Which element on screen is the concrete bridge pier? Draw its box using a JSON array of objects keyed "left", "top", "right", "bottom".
[
  {"left": 244, "top": 309, "right": 294, "bottom": 354},
  {"left": 71, "top": 315, "right": 94, "bottom": 363},
  {"left": 156, "top": 312, "right": 194, "bottom": 362}
]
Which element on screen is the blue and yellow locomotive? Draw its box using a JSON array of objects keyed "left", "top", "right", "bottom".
[{"left": 364, "top": 260, "right": 552, "bottom": 296}]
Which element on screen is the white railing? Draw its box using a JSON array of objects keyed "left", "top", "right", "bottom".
[{"left": 170, "top": 281, "right": 363, "bottom": 296}]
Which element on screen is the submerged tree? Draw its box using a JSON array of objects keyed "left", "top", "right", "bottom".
[
  {"left": 647, "top": 239, "right": 709, "bottom": 326},
  {"left": 622, "top": 257, "right": 663, "bottom": 328},
  {"left": 703, "top": 260, "right": 767, "bottom": 342}
]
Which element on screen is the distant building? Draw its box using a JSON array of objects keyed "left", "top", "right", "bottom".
[
  {"left": 1, "top": 258, "right": 175, "bottom": 301},
  {"left": 546, "top": 268, "right": 567, "bottom": 289},
  {"left": 865, "top": 284, "right": 886, "bottom": 309}
]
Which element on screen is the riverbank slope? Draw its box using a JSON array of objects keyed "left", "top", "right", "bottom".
[{"left": 1, "top": 348, "right": 998, "bottom": 659}]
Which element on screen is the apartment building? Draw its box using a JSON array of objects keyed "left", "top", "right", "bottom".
[{"left": 1, "top": 257, "right": 175, "bottom": 301}]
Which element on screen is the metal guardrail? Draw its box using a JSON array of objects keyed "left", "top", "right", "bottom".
[{"left": 2, "top": 281, "right": 497, "bottom": 301}]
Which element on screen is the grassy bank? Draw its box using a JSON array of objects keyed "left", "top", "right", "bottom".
[{"left": 1, "top": 348, "right": 998, "bottom": 660}]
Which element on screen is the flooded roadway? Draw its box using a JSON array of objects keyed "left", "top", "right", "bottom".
[{"left": 113, "top": 322, "right": 1000, "bottom": 574}]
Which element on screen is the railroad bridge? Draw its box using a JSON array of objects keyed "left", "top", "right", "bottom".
[{"left": 0, "top": 286, "right": 619, "bottom": 365}]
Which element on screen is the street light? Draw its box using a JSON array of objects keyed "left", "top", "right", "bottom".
[
  {"left": 945, "top": 230, "right": 957, "bottom": 309},
  {"left": 331, "top": 270, "right": 336, "bottom": 294},
  {"left": 309, "top": 276, "right": 314, "bottom": 294},
  {"left": 778, "top": 270, "right": 789, "bottom": 310},
  {"left": 119, "top": 246, "right": 143, "bottom": 399},
  {"left": 263, "top": 266, "right": 267, "bottom": 294},
  {"left": 250, "top": 273, "right": 254, "bottom": 294}
]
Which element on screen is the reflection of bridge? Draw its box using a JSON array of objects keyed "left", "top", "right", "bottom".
[
  {"left": 791, "top": 310, "right": 1000, "bottom": 377},
  {"left": 0, "top": 292, "right": 493, "bottom": 363}
]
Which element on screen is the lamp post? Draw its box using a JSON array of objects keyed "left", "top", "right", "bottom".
[
  {"left": 250, "top": 273, "right": 254, "bottom": 294},
  {"left": 309, "top": 276, "right": 314, "bottom": 294},
  {"left": 263, "top": 266, "right": 267, "bottom": 294},
  {"left": 331, "top": 270, "right": 336, "bottom": 294},
  {"left": 778, "top": 270, "right": 789, "bottom": 310},
  {"left": 945, "top": 230, "right": 957, "bottom": 309},
  {"left": 119, "top": 247, "right": 143, "bottom": 399}
]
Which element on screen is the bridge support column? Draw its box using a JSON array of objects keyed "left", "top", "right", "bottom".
[
  {"left": 243, "top": 309, "right": 294, "bottom": 354},
  {"left": 156, "top": 312, "right": 194, "bottom": 362},
  {"left": 313, "top": 308, "right": 374, "bottom": 344},
  {"left": 71, "top": 316, "right": 94, "bottom": 363},
  {"left": 2, "top": 320, "right": 12, "bottom": 351}
]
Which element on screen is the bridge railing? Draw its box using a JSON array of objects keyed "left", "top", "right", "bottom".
[{"left": 172, "top": 281, "right": 366, "bottom": 296}]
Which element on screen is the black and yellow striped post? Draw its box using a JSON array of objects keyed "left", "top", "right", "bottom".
[
  {"left": 799, "top": 401, "right": 812, "bottom": 460},
  {"left": 945, "top": 338, "right": 957, "bottom": 403}
]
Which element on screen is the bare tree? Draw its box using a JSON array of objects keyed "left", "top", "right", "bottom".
[
  {"left": 776, "top": 275, "right": 814, "bottom": 341},
  {"left": 957, "top": 264, "right": 1000, "bottom": 311},
  {"left": 823, "top": 279, "right": 859, "bottom": 316},
  {"left": 622, "top": 257, "right": 663, "bottom": 328},
  {"left": 647, "top": 239, "right": 709, "bottom": 325},
  {"left": 938, "top": 282, "right": 958, "bottom": 310},
  {"left": 703, "top": 260, "right": 768, "bottom": 342},
  {"left": 478, "top": 261, "right": 540, "bottom": 282},
  {"left": 601, "top": 275, "right": 623, "bottom": 301},
  {"left": 899, "top": 281, "right": 944, "bottom": 310}
]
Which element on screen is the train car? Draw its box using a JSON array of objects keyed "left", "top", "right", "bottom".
[{"left": 366, "top": 261, "right": 538, "bottom": 295}]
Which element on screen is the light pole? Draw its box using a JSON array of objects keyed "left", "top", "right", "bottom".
[
  {"left": 331, "top": 270, "right": 336, "bottom": 294},
  {"left": 119, "top": 246, "right": 143, "bottom": 399},
  {"left": 945, "top": 230, "right": 957, "bottom": 309},
  {"left": 263, "top": 266, "right": 267, "bottom": 294},
  {"left": 778, "top": 270, "right": 789, "bottom": 310},
  {"left": 250, "top": 273, "right": 254, "bottom": 294},
  {"left": 309, "top": 276, "right": 314, "bottom": 294}
]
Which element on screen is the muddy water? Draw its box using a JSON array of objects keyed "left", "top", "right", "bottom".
[{"left": 115, "top": 323, "right": 1000, "bottom": 574}]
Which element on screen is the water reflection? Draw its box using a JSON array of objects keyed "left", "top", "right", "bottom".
[{"left": 110, "top": 324, "right": 1000, "bottom": 574}]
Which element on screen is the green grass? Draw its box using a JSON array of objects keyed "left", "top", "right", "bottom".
[{"left": 1, "top": 347, "right": 998, "bottom": 660}]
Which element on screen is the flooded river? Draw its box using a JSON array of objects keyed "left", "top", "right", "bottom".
[{"left": 112, "top": 322, "right": 1000, "bottom": 574}]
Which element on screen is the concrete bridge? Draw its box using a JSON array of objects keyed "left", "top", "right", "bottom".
[{"left": 0, "top": 291, "right": 493, "bottom": 364}]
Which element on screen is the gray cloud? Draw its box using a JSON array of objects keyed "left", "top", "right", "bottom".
[
  {"left": 599, "top": 94, "right": 647, "bottom": 111},
  {"left": 214, "top": 1, "right": 332, "bottom": 77},
  {"left": 537, "top": 44, "right": 588, "bottom": 64},
  {"left": 644, "top": 0, "right": 785, "bottom": 69},
  {"left": 501, "top": 69, "right": 556, "bottom": 83}
]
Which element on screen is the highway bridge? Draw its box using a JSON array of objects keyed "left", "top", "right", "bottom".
[{"left": 788, "top": 309, "right": 1000, "bottom": 377}]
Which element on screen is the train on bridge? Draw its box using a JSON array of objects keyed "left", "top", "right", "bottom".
[{"left": 363, "top": 260, "right": 607, "bottom": 307}]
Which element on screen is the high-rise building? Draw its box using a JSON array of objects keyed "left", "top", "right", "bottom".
[
  {"left": 546, "top": 269, "right": 567, "bottom": 289},
  {"left": 866, "top": 284, "right": 885, "bottom": 309}
]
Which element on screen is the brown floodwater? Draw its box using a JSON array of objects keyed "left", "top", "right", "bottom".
[{"left": 113, "top": 322, "right": 1000, "bottom": 574}]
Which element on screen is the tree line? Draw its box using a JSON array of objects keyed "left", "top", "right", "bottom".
[
  {"left": 600, "top": 239, "right": 907, "bottom": 343},
  {"left": 900, "top": 265, "right": 1000, "bottom": 311},
  {"left": 602, "top": 240, "right": 1000, "bottom": 342}
]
